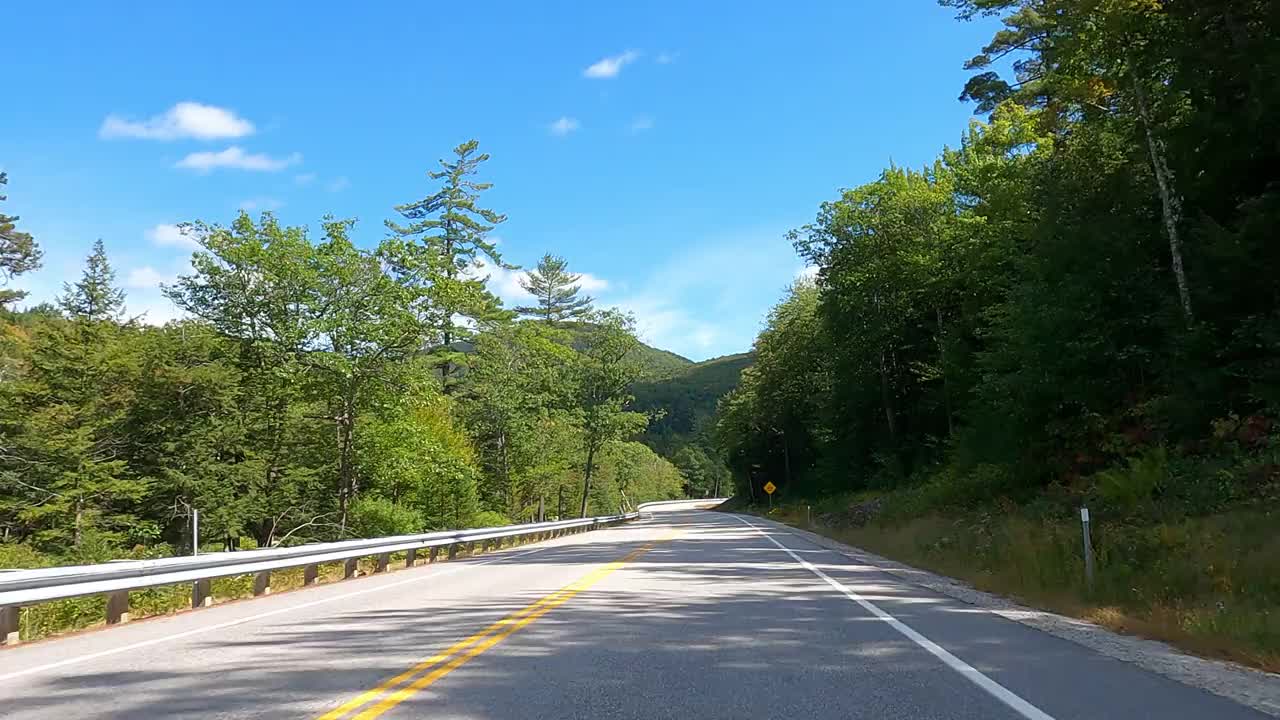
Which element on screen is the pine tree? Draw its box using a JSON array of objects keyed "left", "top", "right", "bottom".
[
  {"left": 515, "top": 253, "right": 595, "bottom": 325},
  {"left": 0, "top": 172, "right": 43, "bottom": 306},
  {"left": 59, "top": 239, "right": 125, "bottom": 321},
  {"left": 386, "top": 141, "right": 510, "bottom": 389}
]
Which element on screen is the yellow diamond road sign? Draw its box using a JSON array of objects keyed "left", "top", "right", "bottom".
[{"left": 763, "top": 481, "right": 777, "bottom": 495}]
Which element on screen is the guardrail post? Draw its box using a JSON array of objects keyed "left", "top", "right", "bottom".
[
  {"left": 253, "top": 571, "right": 272, "bottom": 596},
  {"left": 1, "top": 605, "right": 20, "bottom": 646},
  {"left": 192, "top": 579, "right": 213, "bottom": 608},
  {"left": 375, "top": 553, "right": 390, "bottom": 573},
  {"left": 448, "top": 543, "right": 460, "bottom": 560},
  {"left": 343, "top": 558, "right": 358, "bottom": 579},
  {"left": 405, "top": 549, "right": 417, "bottom": 567},
  {"left": 303, "top": 563, "right": 320, "bottom": 586},
  {"left": 430, "top": 546, "right": 441, "bottom": 563},
  {"left": 106, "top": 590, "right": 130, "bottom": 625}
]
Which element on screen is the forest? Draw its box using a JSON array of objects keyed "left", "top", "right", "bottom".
[
  {"left": 714, "top": 0, "right": 1280, "bottom": 668},
  {"left": 0, "top": 140, "right": 688, "bottom": 571}
]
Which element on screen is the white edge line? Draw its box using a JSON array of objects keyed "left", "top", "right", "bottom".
[
  {"left": 734, "top": 514, "right": 1056, "bottom": 720},
  {"left": 0, "top": 540, "right": 570, "bottom": 684}
]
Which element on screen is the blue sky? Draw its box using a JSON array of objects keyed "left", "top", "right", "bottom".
[{"left": 2, "top": 2, "right": 998, "bottom": 361}]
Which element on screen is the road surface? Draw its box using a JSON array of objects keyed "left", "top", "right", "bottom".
[{"left": 0, "top": 503, "right": 1268, "bottom": 719}]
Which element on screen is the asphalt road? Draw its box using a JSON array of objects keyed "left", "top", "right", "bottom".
[{"left": 0, "top": 503, "right": 1268, "bottom": 719}]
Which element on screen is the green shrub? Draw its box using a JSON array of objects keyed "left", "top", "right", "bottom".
[
  {"left": 1093, "top": 447, "right": 1167, "bottom": 512},
  {"left": 347, "top": 496, "right": 425, "bottom": 538},
  {"left": 469, "top": 510, "right": 511, "bottom": 529}
]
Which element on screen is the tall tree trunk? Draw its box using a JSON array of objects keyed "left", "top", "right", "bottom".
[
  {"left": 579, "top": 443, "right": 597, "bottom": 518},
  {"left": 74, "top": 498, "right": 83, "bottom": 549},
  {"left": 780, "top": 429, "right": 792, "bottom": 488},
  {"left": 936, "top": 307, "right": 954, "bottom": 436},
  {"left": 336, "top": 389, "right": 358, "bottom": 534},
  {"left": 879, "top": 350, "right": 897, "bottom": 439},
  {"left": 499, "top": 430, "right": 512, "bottom": 515},
  {"left": 1132, "top": 71, "right": 1194, "bottom": 324}
]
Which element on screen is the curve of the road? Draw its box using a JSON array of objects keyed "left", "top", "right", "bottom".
[{"left": 0, "top": 502, "right": 1268, "bottom": 719}]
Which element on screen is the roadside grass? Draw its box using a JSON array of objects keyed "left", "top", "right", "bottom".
[
  {"left": 5, "top": 539, "right": 529, "bottom": 644},
  {"left": 750, "top": 501, "right": 1280, "bottom": 674}
]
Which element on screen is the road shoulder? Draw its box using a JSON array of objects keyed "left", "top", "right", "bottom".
[{"left": 732, "top": 511, "right": 1280, "bottom": 718}]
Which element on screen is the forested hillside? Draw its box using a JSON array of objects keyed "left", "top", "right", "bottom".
[
  {"left": 633, "top": 353, "right": 752, "bottom": 454},
  {"left": 716, "top": 0, "right": 1280, "bottom": 669},
  {"left": 0, "top": 145, "right": 686, "bottom": 570},
  {"left": 632, "top": 353, "right": 752, "bottom": 497}
]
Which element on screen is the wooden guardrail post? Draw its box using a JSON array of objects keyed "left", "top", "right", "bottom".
[
  {"left": 1, "top": 605, "right": 20, "bottom": 646},
  {"left": 192, "top": 579, "right": 213, "bottom": 608},
  {"left": 106, "top": 590, "right": 130, "bottom": 625},
  {"left": 343, "top": 558, "right": 358, "bottom": 579},
  {"left": 405, "top": 549, "right": 417, "bottom": 567},
  {"left": 253, "top": 571, "right": 272, "bottom": 596},
  {"left": 303, "top": 563, "right": 320, "bottom": 586},
  {"left": 430, "top": 546, "right": 441, "bottom": 563},
  {"left": 448, "top": 543, "right": 460, "bottom": 560},
  {"left": 375, "top": 553, "right": 390, "bottom": 573}
]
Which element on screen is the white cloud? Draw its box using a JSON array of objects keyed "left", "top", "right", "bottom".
[
  {"left": 549, "top": 116, "right": 581, "bottom": 136},
  {"left": 125, "top": 266, "right": 174, "bottom": 289},
  {"left": 471, "top": 258, "right": 531, "bottom": 305},
  {"left": 576, "top": 273, "right": 609, "bottom": 292},
  {"left": 602, "top": 230, "right": 799, "bottom": 359},
  {"left": 127, "top": 293, "right": 185, "bottom": 325},
  {"left": 175, "top": 146, "right": 302, "bottom": 172},
  {"left": 655, "top": 51, "right": 678, "bottom": 64},
  {"left": 628, "top": 115, "right": 654, "bottom": 133},
  {"left": 294, "top": 172, "right": 316, "bottom": 186},
  {"left": 470, "top": 257, "right": 610, "bottom": 307},
  {"left": 239, "top": 196, "right": 283, "bottom": 211},
  {"left": 327, "top": 176, "right": 351, "bottom": 192},
  {"left": 146, "top": 223, "right": 200, "bottom": 251},
  {"left": 100, "top": 102, "right": 255, "bottom": 141},
  {"left": 583, "top": 50, "right": 640, "bottom": 79}
]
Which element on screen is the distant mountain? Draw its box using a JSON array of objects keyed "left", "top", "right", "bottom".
[
  {"left": 631, "top": 352, "right": 754, "bottom": 455},
  {"left": 630, "top": 343, "right": 695, "bottom": 379},
  {"left": 556, "top": 322, "right": 694, "bottom": 379}
]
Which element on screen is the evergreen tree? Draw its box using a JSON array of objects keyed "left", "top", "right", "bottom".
[
  {"left": 0, "top": 317, "right": 147, "bottom": 550},
  {"left": 0, "top": 172, "right": 43, "bottom": 306},
  {"left": 516, "top": 253, "right": 595, "bottom": 325},
  {"left": 387, "top": 140, "right": 509, "bottom": 388},
  {"left": 58, "top": 239, "right": 125, "bottom": 321}
]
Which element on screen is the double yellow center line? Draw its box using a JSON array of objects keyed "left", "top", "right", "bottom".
[{"left": 317, "top": 534, "right": 677, "bottom": 720}]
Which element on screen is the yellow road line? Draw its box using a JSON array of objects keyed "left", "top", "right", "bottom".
[
  {"left": 313, "top": 586, "right": 577, "bottom": 720},
  {"left": 318, "top": 533, "right": 677, "bottom": 720}
]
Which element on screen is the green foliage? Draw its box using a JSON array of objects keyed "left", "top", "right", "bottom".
[
  {"left": 346, "top": 496, "right": 425, "bottom": 538},
  {"left": 633, "top": 352, "right": 752, "bottom": 453},
  {"left": 58, "top": 239, "right": 124, "bottom": 322},
  {"left": 0, "top": 171, "right": 43, "bottom": 307},
  {"left": 571, "top": 311, "right": 650, "bottom": 516},
  {"left": 469, "top": 510, "right": 512, "bottom": 529},
  {"left": 716, "top": 2, "right": 1280, "bottom": 524},
  {"left": 386, "top": 139, "right": 510, "bottom": 388},
  {"left": 1093, "top": 447, "right": 1168, "bottom": 513},
  {"left": 515, "top": 253, "right": 595, "bottom": 325}
]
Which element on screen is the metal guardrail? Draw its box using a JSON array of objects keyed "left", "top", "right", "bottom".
[{"left": 0, "top": 510, "right": 647, "bottom": 646}]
